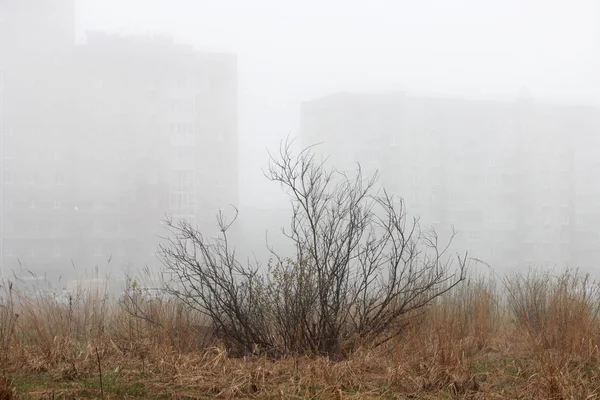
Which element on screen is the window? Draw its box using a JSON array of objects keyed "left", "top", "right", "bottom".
[
  {"left": 467, "top": 231, "right": 481, "bottom": 241},
  {"left": 3, "top": 221, "right": 13, "bottom": 234},
  {"left": 3, "top": 199, "right": 12, "bottom": 210},
  {"left": 94, "top": 244, "right": 103, "bottom": 257},
  {"left": 3, "top": 170, "right": 13, "bottom": 184},
  {"left": 171, "top": 191, "right": 194, "bottom": 215},
  {"left": 3, "top": 141, "right": 14, "bottom": 159},
  {"left": 147, "top": 171, "right": 158, "bottom": 185},
  {"left": 93, "top": 220, "right": 103, "bottom": 233},
  {"left": 54, "top": 173, "right": 64, "bottom": 186},
  {"left": 31, "top": 222, "right": 39, "bottom": 236},
  {"left": 28, "top": 173, "right": 37, "bottom": 185},
  {"left": 53, "top": 244, "right": 61, "bottom": 257},
  {"left": 53, "top": 151, "right": 61, "bottom": 161},
  {"left": 29, "top": 199, "right": 36, "bottom": 209},
  {"left": 4, "top": 245, "right": 14, "bottom": 257},
  {"left": 174, "top": 170, "right": 193, "bottom": 188},
  {"left": 28, "top": 246, "right": 36, "bottom": 257},
  {"left": 53, "top": 199, "right": 61, "bottom": 209},
  {"left": 560, "top": 207, "right": 570, "bottom": 225},
  {"left": 526, "top": 212, "right": 534, "bottom": 225},
  {"left": 53, "top": 222, "right": 62, "bottom": 236},
  {"left": 177, "top": 147, "right": 194, "bottom": 160},
  {"left": 543, "top": 209, "right": 551, "bottom": 226}
]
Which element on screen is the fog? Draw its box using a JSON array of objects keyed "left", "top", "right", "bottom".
[
  {"left": 77, "top": 0, "right": 600, "bottom": 205},
  {"left": 1, "top": 0, "right": 600, "bottom": 289}
]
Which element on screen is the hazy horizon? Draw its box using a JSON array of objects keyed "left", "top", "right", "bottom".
[
  {"left": 3, "top": 0, "right": 600, "bottom": 282},
  {"left": 76, "top": 0, "right": 600, "bottom": 209}
]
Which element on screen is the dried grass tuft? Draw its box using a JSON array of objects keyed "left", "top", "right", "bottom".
[{"left": 2, "top": 268, "right": 600, "bottom": 398}]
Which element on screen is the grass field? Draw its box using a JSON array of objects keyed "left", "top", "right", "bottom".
[{"left": 2, "top": 268, "right": 600, "bottom": 399}]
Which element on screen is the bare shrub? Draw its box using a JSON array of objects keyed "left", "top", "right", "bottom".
[{"left": 160, "top": 140, "right": 467, "bottom": 357}]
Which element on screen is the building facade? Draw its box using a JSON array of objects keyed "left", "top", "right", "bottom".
[
  {"left": 0, "top": 1, "right": 238, "bottom": 281},
  {"left": 301, "top": 92, "right": 600, "bottom": 272}
]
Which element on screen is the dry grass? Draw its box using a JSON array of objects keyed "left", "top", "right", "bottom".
[{"left": 2, "top": 268, "right": 600, "bottom": 399}]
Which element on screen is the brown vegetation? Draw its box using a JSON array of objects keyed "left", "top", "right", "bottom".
[
  {"left": 2, "top": 268, "right": 600, "bottom": 399},
  {"left": 160, "top": 140, "right": 467, "bottom": 358},
  {"left": 2, "top": 145, "right": 598, "bottom": 398}
]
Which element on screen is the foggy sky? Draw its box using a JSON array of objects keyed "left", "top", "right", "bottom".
[{"left": 76, "top": 0, "right": 600, "bottom": 208}]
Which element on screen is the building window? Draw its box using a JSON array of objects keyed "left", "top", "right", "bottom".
[
  {"left": 93, "top": 220, "right": 103, "bottom": 234},
  {"left": 3, "top": 142, "right": 14, "bottom": 159},
  {"left": 177, "top": 147, "right": 194, "bottom": 160},
  {"left": 171, "top": 191, "right": 194, "bottom": 215},
  {"left": 173, "top": 170, "right": 193, "bottom": 188},
  {"left": 53, "top": 244, "right": 61, "bottom": 257},
  {"left": 560, "top": 207, "right": 570, "bottom": 225},
  {"left": 543, "top": 210, "right": 551, "bottom": 226},
  {"left": 54, "top": 173, "right": 64, "bottom": 186},
  {"left": 53, "top": 199, "right": 61, "bottom": 209},
  {"left": 3, "top": 221, "right": 13, "bottom": 234},
  {"left": 467, "top": 231, "right": 480, "bottom": 241},
  {"left": 53, "top": 222, "right": 62, "bottom": 236},
  {"left": 147, "top": 171, "right": 159, "bottom": 185},
  {"left": 53, "top": 151, "right": 61, "bottom": 161},
  {"left": 94, "top": 244, "right": 103, "bottom": 257},
  {"left": 4, "top": 245, "right": 14, "bottom": 257},
  {"left": 29, "top": 199, "right": 36, "bottom": 209},
  {"left": 28, "top": 246, "right": 36, "bottom": 257},
  {"left": 31, "top": 222, "right": 39, "bottom": 236},
  {"left": 3, "top": 170, "right": 12, "bottom": 184}
]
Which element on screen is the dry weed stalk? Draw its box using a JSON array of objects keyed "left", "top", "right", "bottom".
[{"left": 2, "top": 260, "right": 600, "bottom": 398}]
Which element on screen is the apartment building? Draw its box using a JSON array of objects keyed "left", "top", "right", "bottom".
[
  {"left": 0, "top": 1, "right": 238, "bottom": 281},
  {"left": 301, "top": 92, "right": 599, "bottom": 272}
]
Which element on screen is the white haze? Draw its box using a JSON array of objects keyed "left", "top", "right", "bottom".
[
  {"left": 2, "top": 0, "right": 600, "bottom": 289},
  {"left": 78, "top": 0, "right": 600, "bottom": 208}
]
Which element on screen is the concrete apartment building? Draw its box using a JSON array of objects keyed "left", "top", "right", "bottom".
[
  {"left": 301, "top": 92, "right": 600, "bottom": 272},
  {"left": 0, "top": 1, "right": 238, "bottom": 281}
]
